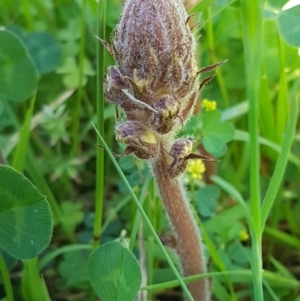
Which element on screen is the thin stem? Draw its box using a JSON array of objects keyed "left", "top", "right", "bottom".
[
  {"left": 152, "top": 140, "right": 209, "bottom": 301},
  {"left": 12, "top": 94, "right": 36, "bottom": 171},
  {"left": 240, "top": 0, "right": 264, "bottom": 299},
  {"left": 145, "top": 180, "right": 157, "bottom": 301},
  {"left": 141, "top": 268, "right": 300, "bottom": 292},
  {"left": 22, "top": 258, "right": 50, "bottom": 301},
  {"left": 71, "top": 0, "right": 87, "bottom": 156},
  {"left": 0, "top": 254, "right": 14, "bottom": 301},
  {"left": 275, "top": 33, "right": 288, "bottom": 145},
  {"left": 93, "top": 0, "right": 107, "bottom": 248},
  {"left": 261, "top": 99, "right": 298, "bottom": 229},
  {"left": 129, "top": 173, "right": 151, "bottom": 250}
]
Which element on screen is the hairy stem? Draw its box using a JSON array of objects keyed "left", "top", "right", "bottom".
[{"left": 152, "top": 139, "right": 209, "bottom": 301}]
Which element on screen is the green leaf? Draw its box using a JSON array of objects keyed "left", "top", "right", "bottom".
[
  {"left": 0, "top": 165, "right": 52, "bottom": 259},
  {"left": 202, "top": 110, "right": 235, "bottom": 155},
  {"left": 189, "top": 0, "right": 216, "bottom": 14},
  {"left": 0, "top": 246, "right": 16, "bottom": 271},
  {"left": 264, "top": 226, "right": 300, "bottom": 249},
  {"left": 195, "top": 185, "right": 220, "bottom": 217},
  {"left": 61, "top": 201, "right": 84, "bottom": 233},
  {"left": 0, "top": 100, "right": 3, "bottom": 115},
  {"left": 56, "top": 57, "right": 95, "bottom": 88},
  {"left": 269, "top": 256, "right": 296, "bottom": 279},
  {"left": 203, "top": 111, "right": 234, "bottom": 142},
  {"left": 12, "top": 94, "right": 36, "bottom": 172},
  {"left": 88, "top": 241, "right": 142, "bottom": 301},
  {"left": 227, "top": 241, "right": 251, "bottom": 266},
  {"left": 215, "top": 7, "right": 242, "bottom": 40},
  {"left": 234, "top": 129, "right": 300, "bottom": 166},
  {"left": 278, "top": 5, "right": 300, "bottom": 47},
  {"left": 106, "top": 0, "right": 123, "bottom": 28},
  {"left": 59, "top": 249, "right": 91, "bottom": 287},
  {"left": 203, "top": 136, "right": 228, "bottom": 156},
  {"left": 215, "top": 0, "right": 232, "bottom": 6},
  {"left": 212, "top": 277, "right": 232, "bottom": 301},
  {"left": 267, "top": 0, "right": 289, "bottom": 10},
  {"left": 24, "top": 32, "right": 62, "bottom": 75},
  {"left": 226, "top": 222, "right": 247, "bottom": 242},
  {"left": 263, "top": 3, "right": 281, "bottom": 19},
  {"left": 118, "top": 156, "right": 137, "bottom": 172},
  {"left": 181, "top": 114, "right": 203, "bottom": 137},
  {"left": 0, "top": 28, "right": 38, "bottom": 102}
]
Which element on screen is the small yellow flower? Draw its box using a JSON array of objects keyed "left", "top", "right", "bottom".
[
  {"left": 202, "top": 99, "right": 217, "bottom": 111},
  {"left": 187, "top": 159, "right": 206, "bottom": 179},
  {"left": 239, "top": 229, "right": 249, "bottom": 241}
]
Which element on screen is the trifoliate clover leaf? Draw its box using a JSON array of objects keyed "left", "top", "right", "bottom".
[
  {"left": 202, "top": 110, "right": 234, "bottom": 156},
  {"left": 195, "top": 185, "right": 221, "bottom": 217},
  {"left": 0, "top": 28, "right": 38, "bottom": 102}
]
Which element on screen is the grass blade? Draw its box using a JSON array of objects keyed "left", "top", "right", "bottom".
[
  {"left": 93, "top": 0, "right": 107, "bottom": 248},
  {"left": 261, "top": 99, "right": 298, "bottom": 229}
]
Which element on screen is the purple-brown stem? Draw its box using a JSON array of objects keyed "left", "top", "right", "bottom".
[{"left": 152, "top": 139, "right": 210, "bottom": 301}]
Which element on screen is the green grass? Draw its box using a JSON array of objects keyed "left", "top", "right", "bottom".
[{"left": 0, "top": 0, "right": 299, "bottom": 300}]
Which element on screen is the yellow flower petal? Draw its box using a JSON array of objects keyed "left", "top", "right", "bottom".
[
  {"left": 202, "top": 99, "right": 217, "bottom": 111},
  {"left": 187, "top": 159, "right": 206, "bottom": 180}
]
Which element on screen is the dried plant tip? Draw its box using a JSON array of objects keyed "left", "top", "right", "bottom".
[
  {"left": 115, "top": 121, "right": 157, "bottom": 159},
  {"left": 190, "top": 21, "right": 203, "bottom": 32},
  {"left": 185, "top": 13, "right": 198, "bottom": 25},
  {"left": 187, "top": 153, "right": 219, "bottom": 162},
  {"left": 197, "top": 60, "right": 228, "bottom": 74},
  {"left": 199, "top": 74, "right": 216, "bottom": 91},
  {"left": 89, "top": 28, "right": 114, "bottom": 55}
]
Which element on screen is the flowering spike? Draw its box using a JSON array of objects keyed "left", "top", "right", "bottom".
[
  {"left": 102, "top": 0, "right": 222, "bottom": 299},
  {"left": 108, "top": 0, "right": 200, "bottom": 132}
]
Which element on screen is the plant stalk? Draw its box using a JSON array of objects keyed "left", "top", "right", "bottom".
[
  {"left": 93, "top": 0, "right": 106, "bottom": 248},
  {"left": 152, "top": 140, "right": 209, "bottom": 301},
  {"left": 0, "top": 254, "right": 14, "bottom": 301}
]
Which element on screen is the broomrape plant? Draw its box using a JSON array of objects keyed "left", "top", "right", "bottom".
[{"left": 101, "top": 0, "right": 225, "bottom": 299}]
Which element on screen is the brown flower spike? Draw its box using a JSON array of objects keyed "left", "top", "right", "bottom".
[{"left": 102, "top": 0, "right": 225, "bottom": 300}]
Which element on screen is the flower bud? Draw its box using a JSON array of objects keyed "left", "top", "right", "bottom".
[
  {"left": 168, "top": 137, "right": 194, "bottom": 177},
  {"left": 109, "top": 0, "right": 199, "bottom": 129},
  {"left": 115, "top": 121, "right": 157, "bottom": 159}
]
